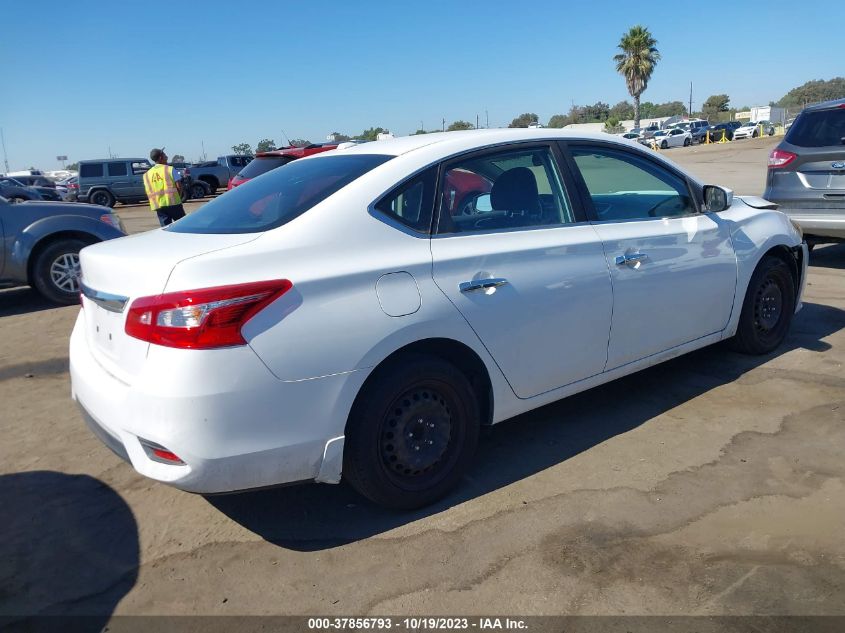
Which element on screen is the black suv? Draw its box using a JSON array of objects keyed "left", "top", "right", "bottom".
[{"left": 764, "top": 99, "right": 845, "bottom": 244}]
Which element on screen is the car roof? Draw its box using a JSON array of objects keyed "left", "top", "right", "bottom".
[
  {"left": 804, "top": 98, "right": 845, "bottom": 112},
  {"left": 337, "top": 128, "right": 676, "bottom": 158},
  {"left": 255, "top": 144, "right": 338, "bottom": 159},
  {"left": 80, "top": 158, "right": 147, "bottom": 163}
]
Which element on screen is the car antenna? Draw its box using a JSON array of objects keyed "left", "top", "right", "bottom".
[{"left": 280, "top": 129, "right": 292, "bottom": 148}]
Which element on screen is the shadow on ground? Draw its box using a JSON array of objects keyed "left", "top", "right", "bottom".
[
  {"left": 209, "top": 300, "right": 845, "bottom": 552},
  {"left": 0, "top": 287, "right": 60, "bottom": 317},
  {"left": 809, "top": 242, "right": 845, "bottom": 270},
  {"left": 0, "top": 472, "right": 138, "bottom": 628}
]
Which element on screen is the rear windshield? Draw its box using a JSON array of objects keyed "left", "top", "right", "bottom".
[
  {"left": 786, "top": 108, "right": 845, "bottom": 148},
  {"left": 237, "top": 155, "right": 295, "bottom": 179},
  {"left": 168, "top": 154, "right": 392, "bottom": 234}
]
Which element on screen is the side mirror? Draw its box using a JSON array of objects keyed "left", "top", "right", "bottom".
[{"left": 703, "top": 185, "right": 733, "bottom": 213}]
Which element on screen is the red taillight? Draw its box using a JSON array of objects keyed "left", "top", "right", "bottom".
[
  {"left": 125, "top": 279, "right": 292, "bottom": 349},
  {"left": 153, "top": 448, "right": 182, "bottom": 463},
  {"left": 768, "top": 149, "right": 797, "bottom": 168}
]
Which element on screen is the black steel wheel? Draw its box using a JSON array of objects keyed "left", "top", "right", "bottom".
[
  {"left": 730, "top": 255, "right": 796, "bottom": 354},
  {"left": 343, "top": 354, "right": 480, "bottom": 509},
  {"left": 90, "top": 189, "right": 115, "bottom": 207}
]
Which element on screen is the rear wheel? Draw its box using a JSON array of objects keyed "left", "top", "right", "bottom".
[
  {"left": 683, "top": 137, "right": 691, "bottom": 146},
  {"left": 32, "top": 238, "right": 90, "bottom": 304},
  {"left": 190, "top": 182, "right": 206, "bottom": 199},
  {"left": 90, "top": 189, "right": 115, "bottom": 207},
  {"left": 730, "top": 255, "right": 796, "bottom": 355},
  {"left": 343, "top": 354, "right": 480, "bottom": 509}
]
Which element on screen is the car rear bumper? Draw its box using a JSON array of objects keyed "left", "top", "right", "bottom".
[
  {"left": 767, "top": 205, "right": 845, "bottom": 239},
  {"left": 69, "top": 311, "right": 362, "bottom": 493}
]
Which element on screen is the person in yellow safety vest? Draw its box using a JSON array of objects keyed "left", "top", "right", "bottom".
[{"left": 144, "top": 148, "right": 186, "bottom": 226}]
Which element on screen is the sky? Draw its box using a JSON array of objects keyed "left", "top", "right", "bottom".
[{"left": 1, "top": 0, "right": 841, "bottom": 171}]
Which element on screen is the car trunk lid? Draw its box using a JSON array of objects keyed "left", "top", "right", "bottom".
[{"left": 79, "top": 230, "right": 261, "bottom": 384}]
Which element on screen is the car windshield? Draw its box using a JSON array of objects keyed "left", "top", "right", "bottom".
[
  {"left": 785, "top": 108, "right": 845, "bottom": 147},
  {"left": 168, "top": 154, "right": 393, "bottom": 234},
  {"left": 237, "top": 155, "right": 296, "bottom": 180},
  {"left": 654, "top": 131, "right": 666, "bottom": 136}
]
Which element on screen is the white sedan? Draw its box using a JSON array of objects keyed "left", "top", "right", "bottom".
[
  {"left": 642, "top": 128, "right": 692, "bottom": 148},
  {"left": 70, "top": 129, "right": 807, "bottom": 509}
]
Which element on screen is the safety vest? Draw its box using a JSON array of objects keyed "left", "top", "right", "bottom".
[{"left": 143, "top": 163, "right": 181, "bottom": 210}]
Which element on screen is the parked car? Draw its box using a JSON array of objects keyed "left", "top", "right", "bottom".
[
  {"left": 640, "top": 128, "right": 691, "bottom": 148},
  {"left": 188, "top": 155, "right": 253, "bottom": 193},
  {"left": 0, "top": 178, "right": 42, "bottom": 203},
  {"left": 618, "top": 132, "right": 641, "bottom": 140},
  {"left": 0, "top": 196, "right": 125, "bottom": 303},
  {"left": 57, "top": 176, "right": 79, "bottom": 201},
  {"left": 733, "top": 121, "right": 775, "bottom": 140},
  {"left": 764, "top": 98, "right": 845, "bottom": 244},
  {"left": 2, "top": 177, "right": 63, "bottom": 201},
  {"left": 12, "top": 174, "right": 57, "bottom": 189},
  {"left": 707, "top": 122, "right": 742, "bottom": 142},
  {"left": 70, "top": 129, "right": 807, "bottom": 509},
  {"left": 227, "top": 143, "right": 338, "bottom": 189},
  {"left": 168, "top": 163, "right": 212, "bottom": 200},
  {"left": 77, "top": 158, "right": 153, "bottom": 207},
  {"left": 688, "top": 120, "right": 711, "bottom": 143}
]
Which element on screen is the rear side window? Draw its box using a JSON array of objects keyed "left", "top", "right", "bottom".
[
  {"left": 375, "top": 168, "right": 436, "bottom": 233},
  {"left": 168, "top": 154, "right": 393, "bottom": 234},
  {"left": 108, "top": 162, "right": 128, "bottom": 176},
  {"left": 786, "top": 109, "right": 845, "bottom": 147},
  {"left": 80, "top": 163, "right": 103, "bottom": 178},
  {"left": 237, "top": 156, "right": 294, "bottom": 179}
]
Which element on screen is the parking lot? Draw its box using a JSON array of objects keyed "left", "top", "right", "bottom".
[{"left": 2, "top": 136, "right": 844, "bottom": 619}]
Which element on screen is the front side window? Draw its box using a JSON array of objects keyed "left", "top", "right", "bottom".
[
  {"left": 374, "top": 168, "right": 436, "bottom": 233},
  {"left": 108, "top": 162, "right": 128, "bottom": 176},
  {"left": 571, "top": 146, "right": 695, "bottom": 221},
  {"left": 436, "top": 146, "right": 574, "bottom": 234},
  {"left": 169, "top": 154, "right": 392, "bottom": 234},
  {"left": 131, "top": 161, "right": 151, "bottom": 175}
]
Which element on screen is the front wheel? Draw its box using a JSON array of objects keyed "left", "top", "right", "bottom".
[
  {"left": 32, "top": 238, "right": 90, "bottom": 304},
  {"left": 730, "top": 255, "right": 796, "bottom": 354},
  {"left": 661, "top": 140, "right": 668, "bottom": 149},
  {"left": 683, "top": 137, "right": 691, "bottom": 146},
  {"left": 343, "top": 354, "right": 480, "bottom": 509}
]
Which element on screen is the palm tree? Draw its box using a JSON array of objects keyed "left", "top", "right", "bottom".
[{"left": 613, "top": 25, "right": 661, "bottom": 129}]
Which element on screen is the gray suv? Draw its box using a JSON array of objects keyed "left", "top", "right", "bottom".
[
  {"left": 764, "top": 99, "right": 845, "bottom": 243},
  {"left": 77, "top": 158, "right": 153, "bottom": 207}
]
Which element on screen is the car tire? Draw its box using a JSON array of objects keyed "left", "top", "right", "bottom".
[
  {"left": 190, "top": 182, "right": 206, "bottom": 199},
  {"left": 683, "top": 137, "right": 691, "bottom": 147},
  {"left": 729, "top": 255, "right": 796, "bottom": 355},
  {"left": 661, "top": 140, "right": 668, "bottom": 149},
  {"left": 752, "top": 130, "right": 758, "bottom": 138},
  {"left": 32, "top": 238, "right": 90, "bottom": 305},
  {"left": 343, "top": 354, "right": 480, "bottom": 509},
  {"left": 90, "top": 189, "right": 115, "bottom": 207}
]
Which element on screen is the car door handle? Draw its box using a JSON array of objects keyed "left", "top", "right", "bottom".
[
  {"left": 615, "top": 252, "right": 649, "bottom": 267},
  {"left": 459, "top": 278, "right": 509, "bottom": 293}
]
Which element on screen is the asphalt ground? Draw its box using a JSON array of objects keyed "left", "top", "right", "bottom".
[{"left": 1, "top": 136, "right": 844, "bottom": 625}]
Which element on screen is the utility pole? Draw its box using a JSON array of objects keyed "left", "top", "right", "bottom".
[
  {"left": 442, "top": 118, "right": 445, "bottom": 132},
  {"left": 201, "top": 140, "right": 206, "bottom": 161},
  {"left": 0, "top": 127, "right": 9, "bottom": 174},
  {"left": 689, "top": 81, "right": 693, "bottom": 117},
  {"left": 476, "top": 114, "right": 479, "bottom": 129},
  {"left": 485, "top": 109, "right": 489, "bottom": 128},
  {"left": 420, "top": 120, "right": 424, "bottom": 132}
]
